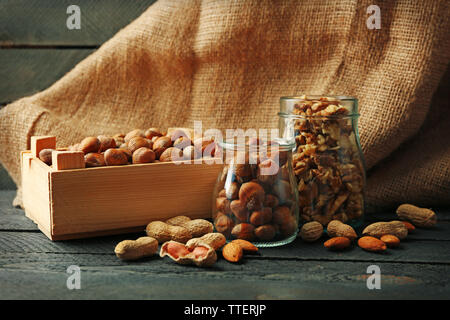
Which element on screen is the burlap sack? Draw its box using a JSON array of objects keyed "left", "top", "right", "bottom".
[{"left": 0, "top": 0, "right": 449, "bottom": 213}]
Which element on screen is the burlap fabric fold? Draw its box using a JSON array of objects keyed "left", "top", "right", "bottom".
[{"left": 0, "top": 0, "right": 449, "bottom": 213}]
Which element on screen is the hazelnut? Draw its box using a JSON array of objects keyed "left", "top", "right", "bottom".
[
  {"left": 38, "top": 149, "right": 54, "bottom": 165},
  {"left": 214, "top": 215, "right": 234, "bottom": 238},
  {"left": 225, "top": 182, "right": 239, "bottom": 200},
  {"left": 84, "top": 153, "right": 106, "bottom": 167},
  {"left": 97, "top": 135, "right": 117, "bottom": 152},
  {"left": 231, "top": 223, "right": 255, "bottom": 241},
  {"left": 80, "top": 137, "right": 101, "bottom": 154},
  {"left": 169, "top": 129, "right": 190, "bottom": 141},
  {"left": 119, "top": 148, "right": 132, "bottom": 162},
  {"left": 182, "top": 145, "right": 200, "bottom": 160},
  {"left": 124, "top": 129, "right": 145, "bottom": 143},
  {"left": 257, "top": 159, "right": 279, "bottom": 185},
  {"left": 249, "top": 208, "right": 272, "bottom": 226},
  {"left": 128, "top": 136, "right": 151, "bottom": 154},
  {"left": 159, "top": 147, "right": 183, "bottom": 162},
  {"left": 153, "top": 136, "right": 173, "bottom": 158},
  {"left": 173, "top": 136, "right": 192, "bottom": 149},
  {"left": 132, "top": 147, "right": 155, "bottom": 164},
  {"left": 104, "top": 149, "right": 128, "bottom": 166},
  {"left": 254, "top": 224, "right": 277, "bottom": 241},
  {"left": 193, "top": 138, "right": 216, "bottom": 157},
  {"left": 238, "top": 182, "right": 265, "bottom": 211},
  {"left": 216, "top": 197, "right": 232, "bottom": 216},
  {"left": 144, "top": 128, "right": 163, "bottom": 140},
  {"left": 279, "top": 216, "right": 298, "bottom": 237},
  {"left": 272, "top": 180, "right": 293, "bottom": 204},
  {"left": 263, "top": 194, "right": 279, "bottom": 208},
  {"left": 230, "top": 200, "right": 250, "bottom": 222},
  {"left": 272, "top": 206, "right": 292, "bottom": 225}
]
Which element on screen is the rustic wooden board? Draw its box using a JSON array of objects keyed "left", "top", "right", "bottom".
[
  {"left": 0, "top": 166, "right": 16, "bottom": 190},
  {"left": 0, "top": 252, "right": 448, "bottom": 299},
  {"left": 1, "top": 230, "right": 449, "bottom": 265},
  {"left": 0, "top": 0, "right": 157, "bottom": 46},
  {"left": 0, "top": 190, "right": 449, "bottom": 299},
  {"left": 0, "top": 49, "right": 94, "bottom": 103}
]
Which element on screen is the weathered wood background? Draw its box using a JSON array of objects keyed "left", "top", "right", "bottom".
[{"left": 0, "top": 0, "right": 157, "bottom": 189}]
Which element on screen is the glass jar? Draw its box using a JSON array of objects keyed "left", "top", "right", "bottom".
[
  {"left": 278, "top": 95, "right": 365, "bottom": 229},
  {"left": 212, "top": 138, "right": 299, "bottom": 247}
]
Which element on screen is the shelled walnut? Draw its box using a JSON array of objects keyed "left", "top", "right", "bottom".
[{"left": 290, "top": 96, "right": 365, "bottom": 227}]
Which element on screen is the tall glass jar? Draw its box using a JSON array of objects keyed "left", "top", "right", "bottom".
[
  {"left": 212, "top": 138, "right": 299, "bottom": 247},
  {"left": 278, "top": 96, "right": 366, "bottom": 228}
]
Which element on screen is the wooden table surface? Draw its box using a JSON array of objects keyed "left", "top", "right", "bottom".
[{"left": 1, "top": 189, "right": 449, "bottom": 300}]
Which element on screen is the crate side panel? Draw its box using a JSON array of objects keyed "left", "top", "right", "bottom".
[
  {"left": 21, "top": 153, "right": 52, "bottom": 233},
  {"left": 49, "top": 162, "right": 223, "bottom": 235}
]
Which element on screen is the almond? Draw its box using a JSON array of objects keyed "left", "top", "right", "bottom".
[
  {"left": 380, "top": 234, "right": 400, "bottom": 248},
  {"left": 401, "top": 221, "right": 415, "bottom": 232},
  {"left": 222, "top": 242, "right": 243, "bottom": 263},
  {"left": 323, "top": 237, "right": 351, "bottom": 250},
  {"left": 358, "top": 236, "right": 387, "bottom": 252},
  {"left": 231, "top": 239, "right": 258, "bottom": 253}
]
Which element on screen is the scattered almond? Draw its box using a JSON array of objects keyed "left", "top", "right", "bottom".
[
  {"left": 380, "top": 234, "right": 400, "bottom": 248},
  {"left": 231, "top": 239, "right": 258, "bottom": 253},
  {"left": 358, "top": 236, "right": 387, "bottom": 252},
  {"left": 401, "top": 221, "right": 415, "bottom": 232},
  {"left": 222, "top": 242, "right": 243, "bottom": 263},
  {"left": 324, "top": 237, "right": 351, "bottom": 250}
]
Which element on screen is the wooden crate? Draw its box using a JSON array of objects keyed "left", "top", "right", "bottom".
[{"left": 21, "top": 136, "right": 223, "bottom": 240}]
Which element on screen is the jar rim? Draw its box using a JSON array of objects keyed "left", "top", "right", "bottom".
[
  {"left": 277, "top": 111, "right": 360, "bottom": 119},
  {"left": 280, "top": 95, "right": 357, "bottom": 101},
  {"left": 218, "top": 137, "right": 295, "bottom": 151}
]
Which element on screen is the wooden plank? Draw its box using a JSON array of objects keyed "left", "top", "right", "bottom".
[
  {"left": 0, "top": 252, "right": 448, "bottom": 299},
  {"left": 0, "top": 165, "right": 16, "bottom": 190},
  {"left": 0, "top": 191, "right": 37, "bottom": 230},
  {"left": 1, "top": 230, "right": 449, "bottom": 264},
  {"left": 0, "top": 48, "right": 94, "bottom": 103},
  {"left": 0, "top": 0, "right": 157, "bottom": 46}
]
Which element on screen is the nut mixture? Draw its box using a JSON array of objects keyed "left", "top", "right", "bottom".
[{"left": 289, "top": 96, "right": 365, "bottom": 226}]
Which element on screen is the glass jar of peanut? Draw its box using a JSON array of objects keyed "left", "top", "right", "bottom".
[{"left": 278, "top": 96, "right": 365, "bottom": 229}]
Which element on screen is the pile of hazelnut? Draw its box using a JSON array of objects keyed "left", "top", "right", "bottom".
[
  {"left": 290, "top": 97, "right": 365, "bottom": 226},
  {"left": 213, "top": 138, "right": 299, "bottom": 243},
  {"left": 39, "top": 128, "right": 218, "bottom": 167}
]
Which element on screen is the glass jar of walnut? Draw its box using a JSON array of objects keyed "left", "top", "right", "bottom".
[
  {"left": 212, "top": 138, "right": 299, "bottom": 247},
  {"left": 278, "top": 96, "right": 365, "bottom": 229}
]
